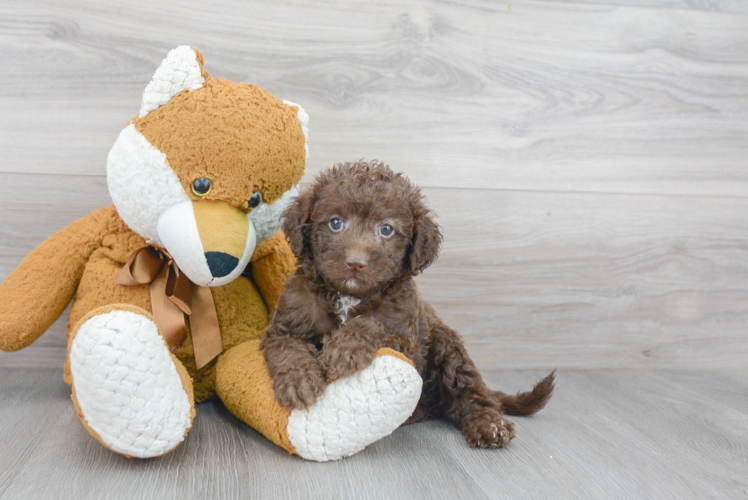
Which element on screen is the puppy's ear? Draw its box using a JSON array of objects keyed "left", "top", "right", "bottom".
[
  {"left": 408, "top": 208, "right": 442, "bottom": 275},
  {"left": 282, "top": 189, "right": 315, "bottom": 258}
]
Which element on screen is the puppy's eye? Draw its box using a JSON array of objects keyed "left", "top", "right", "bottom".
[
  {"left": 248, "top": 191, "right": 262, "bottom": 209},
  {"left": 380, "top": 224, "right": 394, "bottom": 237},
  {"left": 191, "top": 177, "right": 212, "bottom": 197},
  {"left": 329, "top": 217, "right": 344, "bottom": 232}
]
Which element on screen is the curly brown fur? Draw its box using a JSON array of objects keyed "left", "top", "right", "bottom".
[{"left": 262, "top": 161, "right": 554, "bottom": 448}]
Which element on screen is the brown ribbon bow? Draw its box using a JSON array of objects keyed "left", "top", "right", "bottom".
[{"left": 117, "top": 246, "right": 223, "bottom": 369}]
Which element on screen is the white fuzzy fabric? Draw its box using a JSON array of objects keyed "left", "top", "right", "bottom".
[
  {"left": 287, "top": 354, "right": 422, "bottom": 462},
  {"left": 156, "top": 201, "right": 212, "bottom": 286},
  {"left": 140, "top": 46, "right": 205, "bottom": 118},
  {"left": 69, "top": 310, "right": 192, "bottom": 458},
  {"left": 282, "top": 100, "right": 309, "bottom": 159},
  {"left": 249, "top": 185, "right": 299, "bottom": 245},
  {"left": 107, "top": 124, "right": 190, "bottom": 245},
  {"left": 157, "top": 200, "right": 257, "bottom": 287}
]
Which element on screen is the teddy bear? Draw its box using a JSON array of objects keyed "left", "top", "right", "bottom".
[{"left": 0, "top": 46, "right": 422, "bottom": 461}]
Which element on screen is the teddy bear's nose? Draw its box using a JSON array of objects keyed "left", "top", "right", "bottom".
[{"left": 205, "top": 252, "right": 239, "bottom": 278}]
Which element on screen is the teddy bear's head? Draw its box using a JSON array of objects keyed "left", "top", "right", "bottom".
[{"left": 107, "top": 46, "right": 307, "bottom": 287}]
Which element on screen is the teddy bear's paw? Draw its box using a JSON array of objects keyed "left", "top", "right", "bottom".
[
  {"left": 69, "top": 310, "right": 193, "bottom": 458},
  {"left": 286, "top": 348, "right": 422, "bottom": 462}
]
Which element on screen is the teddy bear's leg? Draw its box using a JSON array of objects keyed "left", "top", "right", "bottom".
[
  {"left": 66, "top": 305, "right": 195, "bottom": 458},
  {"left": 215, "top": 339, "right": 422, "bottom": 462}
]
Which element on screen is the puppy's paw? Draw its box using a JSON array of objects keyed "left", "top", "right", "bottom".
[
  {"left": 462, "top": 410, "right": 516, "bottom": 449},
  {"left": 319, "top": 339, "right": 378, "bottom": 381},
  {"left": 273, "top": 368, "right": 327, "bottom": 410}
]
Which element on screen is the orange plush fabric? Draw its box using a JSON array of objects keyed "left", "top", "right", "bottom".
[
  {"left": 44, "top": 205, "right": 294, "bottom": 403},
  {"left": 0, "top": 207, "right": 113, "bottom": 352},
  {"left": 250, "top": 231, "right": 298, "bottom": 312},
  {"left": 215, "top": 339, "right": 296, "bottom": 454},
  {"left": 133, "top": 74, "right": 306, "bottom": 209},
  {"left": 0, "top": 48, "right": 304, "bottom": 406}
]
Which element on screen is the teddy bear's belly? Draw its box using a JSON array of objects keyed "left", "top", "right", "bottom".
[
  {"left": 68, "top": 249, "right": 270, "bottom": 402},
  {"left": 174, "top": 276, "right": 270, "bottom": 402}
]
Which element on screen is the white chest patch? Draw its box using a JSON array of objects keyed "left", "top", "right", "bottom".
[{"left": 335, "top": 294, "right": 361, "bottom": 324}]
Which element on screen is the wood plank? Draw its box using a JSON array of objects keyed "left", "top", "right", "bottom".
[
  {"left": 0, "top": 368, "right": 745, "bottom": 499},
  {"left": 0, "top": 0, "right": 747, "bottom": 196},
  {"left": 419, "top": 187, "right": 748, "bottom": 369},
  {"left": 1, "top": 174, "right": 747, "bottom": 369},
  {"left": 545, "top": 0, "right": 748, "bottom": 14}
]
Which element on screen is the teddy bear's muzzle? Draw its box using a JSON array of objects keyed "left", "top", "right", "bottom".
[{"left": 156, "top": 200, "right": 256, "bottom": 287}]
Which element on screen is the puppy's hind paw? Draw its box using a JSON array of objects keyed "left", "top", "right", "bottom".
[{"left": 462, "top": 412, "right": 516, "bottom": 449}]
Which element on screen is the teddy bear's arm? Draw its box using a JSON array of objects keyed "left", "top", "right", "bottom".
[
  {"left": 0, "top": 207, "right": 113, "bottom": 352},
  {"left": 249, "top": 231, "right": 297, "bottom": 312}
]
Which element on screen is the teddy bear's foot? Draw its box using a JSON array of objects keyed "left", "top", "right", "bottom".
[
  {"left": 217, "top": 342, "right": 422, "bottom": 462},
  {"left": 288, "top": 348, "right": 423, "bottom": 461},
  {"left": 68, "top": 307, "right": 195, "bottom": 458}
]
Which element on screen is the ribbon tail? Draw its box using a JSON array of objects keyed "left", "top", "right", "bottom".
[
  {"left": 150, "top": 267, "right": 188, "bottom": 352},
  {"left": 118, "top": 245, "right": 221, "bottom": 369},
  {"left": 165, "top": 264, "right": 193, "bottom": 315},
  {"left": 189, "top": 283, "right": 223, "bottom": 369}
]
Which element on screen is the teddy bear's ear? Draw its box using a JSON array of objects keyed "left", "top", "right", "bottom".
[
  {"left": 282, "top": 100, "right": 309, "bottom": 160},
  {"left": 139, "top": 46, "right": 207, "bottom": 118}
]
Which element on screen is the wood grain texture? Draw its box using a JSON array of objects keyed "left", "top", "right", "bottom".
[
  {"left": 1, "top": 0, "right": 748, "bottom": 370},
  {"left": 547, "top": 0, "right": 748, "bottom": 14},
  {"left": 2, "top": 0, "right": 748, "bottom": 195},
  {"left": 0, "top": 368, "right": 745, "bottom": 499},
  {"left": 1, "top": 175, "right": 747, "bottom": 369}
]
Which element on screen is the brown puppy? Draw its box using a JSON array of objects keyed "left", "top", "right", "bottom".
[{"left": 262, "top": 161, "right": 554, "bottom": 448}]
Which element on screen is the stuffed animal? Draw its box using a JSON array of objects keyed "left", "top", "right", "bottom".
[{"left": 0, "top": 46, "right": 422, "bottom": 461}]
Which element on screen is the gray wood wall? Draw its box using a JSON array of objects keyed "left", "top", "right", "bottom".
[{"left": 1, "top": 0, "right": 747, "bottom": 369}]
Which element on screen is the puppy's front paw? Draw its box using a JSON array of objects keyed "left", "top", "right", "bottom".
[
  {"left": 273, "top": 368, "right": 326, "bottom": 410},
  {"left": 462, "top": 410, "right": 516, "bottom": 449},
  {"left": 320, "top": 339, "right": 378, "bottom": 381}
]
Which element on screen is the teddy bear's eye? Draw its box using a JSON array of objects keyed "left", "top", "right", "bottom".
[
  {"left": 191, "top": 177, "right": 212, "bottom": 197},
  {"left": 248, "top": 191, "right": 262, "bottom": 209}
]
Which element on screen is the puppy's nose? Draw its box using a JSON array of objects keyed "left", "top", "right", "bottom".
[{"left": 345, "top": 256, "right": 368, "bottom": 273}]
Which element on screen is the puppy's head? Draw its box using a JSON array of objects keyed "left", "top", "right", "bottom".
[{"left": 283, "top": 161, "right": 442, "bottom": 297}]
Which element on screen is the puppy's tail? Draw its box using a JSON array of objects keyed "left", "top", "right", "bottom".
[{"left": 491, "top": 370, "right": 555, "bottom": 416}]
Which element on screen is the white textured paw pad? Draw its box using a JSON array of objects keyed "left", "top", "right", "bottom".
[
  {"left": 287, "top": 355, "right": 423, "bottom": 462},
  {"left": 70, "top": 310, "right": 192, "bottom": 458}
]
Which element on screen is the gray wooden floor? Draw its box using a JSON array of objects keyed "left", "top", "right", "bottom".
[{"left": 1, "top": 368, "right": 746, "bottom": 500}]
